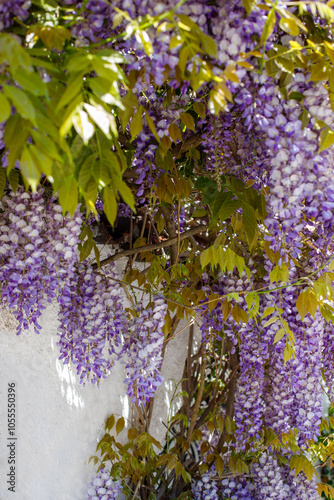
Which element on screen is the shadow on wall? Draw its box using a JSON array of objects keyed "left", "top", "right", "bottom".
[{"left": 0, "top": 307, "right": 197, "bottom": 500}]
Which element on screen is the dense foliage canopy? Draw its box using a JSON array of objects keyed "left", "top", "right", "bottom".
[{"left": 2, "top": 0, "right": 334, "bottom": 498}]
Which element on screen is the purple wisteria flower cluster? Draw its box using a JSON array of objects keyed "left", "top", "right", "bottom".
[
  {"left": 191, "top": 455, "right": 319, "bottom": 500},
  {"left": 0, "top": 0, "right": 31, "bottom": 30},
  {"left": 86, "top": 467, "right": 122, "bottom": 500},
  {"left": 191, "top": 464, "right": 253, "bottom": 500},
  {"left": 0, "top": 187, "right": 81, "bottom": 333},
  {"left": 198, "top": 262, "right": 328, "bottom": 497},
  {"left": 56, "top": 258, "right": 167, "bottom": 400},
  {"left": 57, "top": 261, "right": 126, "bottom": 384},
  {"left": 123, "top": 295, "right": 167, "bottom": 405},
  {"left": 0, "top": 188, "right": 167, "bottom": 405}
]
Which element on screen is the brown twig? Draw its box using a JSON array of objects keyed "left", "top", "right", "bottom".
[
  {"left": 94, "top": 224, "right": 206, "bottom": 268},
  {"left": 160, "top": 206, "right": 178, "bottom": 266},
  {"left": 171, "top": 131, "right": 203, "bottom": 157},
  {"left": 131, "top": 210, "right": 148, "bottom": 267}
]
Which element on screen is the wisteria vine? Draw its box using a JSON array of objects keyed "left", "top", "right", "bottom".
[{"left": 2, "top": 0, "right": 334, "bottom": 498}]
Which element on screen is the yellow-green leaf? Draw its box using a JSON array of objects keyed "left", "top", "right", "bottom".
[
  {"left": 273, "top": 328, "right": 285, "bottom": 344},
  {"left": 296, "top": 288, "right": 318, "bottom": 319},
  {"left": 0, "top": 168, "right": 6, "bottom": 197},
  {"left": 215, "top": 455, "right": 224, "bottom": 476},
  {"left": 59, "top": 176, "right": 79, "bottom": 217},
  {"left": 193, "top": 102, "right": 206, "bottom": 118},
  {"left": 103, "top": 187, "right": 117, "bottom": 225},
  {"left": 20, "top": 146, "right": 40, "bottom": 191},
  {"left": 263, "top": 306, "right": 276, "bottom": 318},
  {"left": 130, "top": 106, "right": 143, "bottom": 140},
  {"left": 0, "top": 92, "right": 11, "bottom": 123},
  {"left": 279, "top": 18, "right": 300, "bottom": 36},
  {"left": 319, "top": 128, "right": 334, "bottom": 153},
  {"left": 116, "top": 417, "right": 125, "bottom": 435},
  {"left": 180, "top": 112, "right": 196, "bottom": 132},
  {"left": 105, "top": 414, "right": 115, "bottom": 431},
  {"left": 3, "top": 85, "right": 36, "bottom": 125},
  {"left": 145, "top": 111, "right": 160, "bottom": 142}
]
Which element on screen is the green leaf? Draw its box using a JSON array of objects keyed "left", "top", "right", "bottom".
[
  {"left": 242, "top": 203, "right": 257, "bottom": 245},
  {"left": 145, "top": 111, "right": 160, "bottom": 142},
  {"left": 219, "top": 199, "right": 241, "bottom": 220},
  {"left": 8, "top": 169, "right": 19, "bottom": 193},
  {"left": 93, "top": 241, "right": 100, "bottom": 268},
  {"left": 79, "top": 238, "right": 93, "bottom": 262},
  {"left": 279, "top": 18, "right": 300, "bottom": 36},
  {"left": 35, "top": 109, "right": 59, "bottom": 141},
  {"left": 296, "top": 288, "right": 318, "bottom": 320},
  {"left": 199, "top": 32, "right": 217, "bottom": 58},
  {"left": 112, "top": 176, "right": 135, "bottom": 211},
  {"left": 273, "top": 328, "right": 285, "bottom": 344},
  {"left": 264, "top": 316, "right": 279, "bottom": 328},
  {"left": 0, "top": 33, "right": 32, "bottom": 71},
  {"left": 261, "top": 8, "right": 277, "bottom": 45},
  {"left": 29, "top": 144, "right": 53, "bottom": 177},
  {"left": 4, "top": 115, "right": 30, "bottom": 170},
  {"left": 283, "top": 342, "right": 294, "bottom": 364},
  {"left": 127, "top": 427, "right": 138, "bottom": 440},
  {"left": 3, "top": 85, "right": 36, "bottom": 125},
  {"left": 116, "top": 417, "right": 125, "bottom": 435},
  {"left": 290, "top": 454, "right": 315, "bottom": 482},
  {"left": 59, "top": 176, "right": 79, "bottom": 217},
  {"left": 78, "top": 154, "right": 96, "bottom": 189},
  {"left": 119, "top": 91, "right": 138, "bottom": 131},
  {"left": 31, "top": 130, "right": 62, "bottom": 162},
  {"left": 56, "top": 73, "right": 84, "bottom": 111},
  {"left": 130, "top": 106, "right": 143, "bottom": 140},
  {"left": 72, "top": 110, "right": 95, "bottom": 145},
  {"left": 103, "top": 187, "right": 117, "bottom": 225},
  {"left": 193, "top": 102, "right": 206, "bottom": 118},
  {"left": 83, "top": 177, "right": 98, "bottom": 212},
  {"left": 33, "top": 25, "right": 71, "bottom": 51},
  {"left": 20, "top": 146, "right": 40, "bottom": 191},
  {"left": 0, "top": 168, "right": 6, "bottom": 197},
  {"left": 12, "top": 68, "right": 47, "bottom": 97},
  {"left": 319, "top": 128, "right": 334, "bottom": 153},
  {"left": 263, "top": 306, "right": 276, "bottom": 318},
  {"left": 84, "top": 103, "right": 115, "bottom": 139},
  {"left": 200, "top": 247, "right": 214, "bottom": 268},
  {"left": 225, "top": 415, "right": 235, "bottom": 434},
  {"left": 269, "top": 264, "right": 289, "bottom": 283},
  {"left": 310, "top": 62, "right": 329, "bottom": 82},
  {"left": 0, "top": 92, "right": 11, "bottom": 123},
  {"left": 215, "top": 455, "right": 224, "bottom": 476},
  {"left": 232, "top": 303, "right": 249, "bottom": 324},
  {"left": 180, "top": 112, "right": 196, "bottom": 132},
  {"left": 243, "top": 0, "right": 256, "bottom": 14},
  {"left": 212, "top": 191, "right": 232, "bottom": 219}
]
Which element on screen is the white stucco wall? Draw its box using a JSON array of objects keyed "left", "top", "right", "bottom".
[{"left": 0, "top": 297, "right": 193, "bottom": 500}]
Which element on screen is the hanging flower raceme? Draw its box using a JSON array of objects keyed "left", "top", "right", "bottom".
[
  {"left": 123, "top": 295, "right": 167, "bottom": 405},
  {"left": 0, "top": 187, "right": 82, "bottom": 334},
  {"left": 57, "top": 261, "right": 126, "bottom": 384}
]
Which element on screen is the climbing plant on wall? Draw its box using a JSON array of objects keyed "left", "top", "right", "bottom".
[{"left": 1, "top": 0, "right": 334, "bottom": 498}]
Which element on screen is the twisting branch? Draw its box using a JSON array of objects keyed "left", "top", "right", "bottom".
[
  {"left": 160, "top": 206, "right": 178, "bottom": 265},
  {"left": 171, "top": 131, "right": 203, "bottom": 157},
  {"left": 94, "top": 224, "right": 206, "bottom": 269}
]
